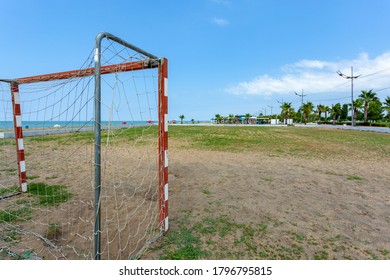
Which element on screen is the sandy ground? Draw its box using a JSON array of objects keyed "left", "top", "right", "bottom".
[
  {"left": 1, "top": 131, "right": 389, "bottom": 259},
  {"left": 1, "top": 139, "right": 161, "bottom": 260},
  {"left": 141, "top": 139, "right": 390, "bottom": 259}
]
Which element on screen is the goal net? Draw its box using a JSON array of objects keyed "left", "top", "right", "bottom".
[{"left": 0, "top": 33, "right": 168, "bottom": 260}]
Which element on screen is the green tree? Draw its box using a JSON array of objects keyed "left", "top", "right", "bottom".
[
  {"left": 280, "top": 102, "right": 293, "bottom": 124},
  {"left": 341, "top": 103, "right": 349, "bottom": 121},
  {"left": 179, "top": 114, "right": 185, "bottom": 124},
  {"left": 317, "top": 104, "right": 326, "bottom": 123},
  {"left": 350, "top": 99, "right": 364, "bottom": 126},
  {"left": 215, "top": 114, "right": 222, "bottom": 124},
  {"left": 324, "top": 105, "right": 330, "bottom": 123},
  {"left": 359, "top": 90, "right": 377, "bottom": 122},
  {"left": 330, "top": 103, "right": 342, "bottom": 125},
  {"left": 302, "top": 102, "right": 314, "bottom": 124},
  {"left": 367, "top": 98, "right": 383, "bottom": 121},
  {"left": 384, "top": 96, "right": 390, "bottom": 121}
]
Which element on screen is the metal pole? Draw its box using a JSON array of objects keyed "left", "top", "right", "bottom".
[
  {"left": 301, "top": 90, "right": 304, "bottom": 124},
  {"left": 93, "top": 34, "right": 102, "bottom": 260},
  {"left": 337, "top": 67, "right": 360, "bottom": 127},
  {"left": 295, "top": 90, "right": 306, "bottom": 124},
  {"left": 350, "top": 66, "right": 354, "bottom": 127},
  {"left": 92, "top": 32, "right": 160, "bottom": 260}
]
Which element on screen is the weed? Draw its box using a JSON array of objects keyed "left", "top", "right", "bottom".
[
  {"left": 365, "top": 250, "right": 379, "bottom": 260},
  {"left": 325, "top": 171, "right": 344, "bottom": 176},
  {"left": 291, "top": 232, "right": 305, "bottom": 242},
  {"left": 328, "top": 234, "right": 342, "bottom": 243},
  {"left": 202, "top": 188, "right": 211, "bottom": 195},
  {"left": 314, "top": 250, "right": 329, "bottom": 260},
  {"left": 45, "top": 223, "right": 62, "bottom": 241},
  {"left": 380, "top": 249, "right": 389, "bottom": 257},
  {"left": 0, "top": 229, "right": 21, "bottom": 242},
  {"left": 258, "top": 223, "right": 268, "bottom": 236},
  {"left": 347, "top": 175, "right": 363, "bottom": 181}
]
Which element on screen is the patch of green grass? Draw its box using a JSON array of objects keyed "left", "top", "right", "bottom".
[
  {"left": 28, "top": 182, "right": 72, "bottom": 206},
  {"left": 168, "top": 126, "right": 390, "bottom": 159},
  {"left": 291, "top": 231, "right": 305, "bottom": 243},
  {"left": 380, "top": 249, "right": 389, "bottom": 257},
  {"left": 314, "top": 250, "right": 329, "bottom": 260},
  {"left": 0, "top": 185, "right": 19, "bottom": 196},
  {"left": 328, "top": 234, "right": 342, "bottom": 243},
  {"left": 160, "top": 225, "right": 208, "bottom": 259},
  {"left": 347, "top": 175, "right": 363, "bottom": 181},
  {"left": 325, "top": 171, "right": 344, "bottom": 177},
  {"left": 365, "top": 250, "right": 379, "bottom": 260},
  {"left": 25, "top": 125, "right": 158, "bottom": 145},
  {"left": 0, "top": 229, "right": 21, "bottom": 242},
  {"left": 0, "top": 207, "right": 32, "bottom": 223},
  {"left": 202, "top": 188, "right": 211, "bottom": 195}
]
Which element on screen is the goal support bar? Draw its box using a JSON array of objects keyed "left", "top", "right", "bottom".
[{"left": 13, "top": 59, "right": 159, "bottom": 85}]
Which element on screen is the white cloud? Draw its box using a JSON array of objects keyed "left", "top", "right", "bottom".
[
  {"left": 212, "top": 17, "right": 229, "bottom": 26},
  {"left": 227, "top": 52, "right": 390, "bottom": 98}
]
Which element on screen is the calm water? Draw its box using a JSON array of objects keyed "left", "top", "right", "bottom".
[{"left": 0, "top": 120, "right": 153, "bottom": 130}]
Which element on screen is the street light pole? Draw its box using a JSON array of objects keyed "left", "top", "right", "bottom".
[
  {"left": 337, "top": 66, "right": 361, "bottom": 127},
  {"left": 268, "top": 105, "right": 273, "bottom": 117},
  {"left": 295, "top": 89, "right": 306, "bottom": 124}
]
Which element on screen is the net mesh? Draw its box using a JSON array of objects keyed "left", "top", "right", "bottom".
[{"left": 0, "top": 38, "right": 162, "bottom": 259}]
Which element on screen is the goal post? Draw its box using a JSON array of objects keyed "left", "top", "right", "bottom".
[
  {"left": 10, "top": 83, "right": 27, "bottom": 193},
  {"left": 0, "top": 32, "right": 168, "bottom": 259}
]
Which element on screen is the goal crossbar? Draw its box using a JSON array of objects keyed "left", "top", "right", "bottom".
[{"left": 11, "top": 59, "right": 159, "bottom": 85}]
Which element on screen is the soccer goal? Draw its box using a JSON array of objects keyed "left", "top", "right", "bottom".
[{"left": 0, "top": 32, "right": 168, "bottom": 259}]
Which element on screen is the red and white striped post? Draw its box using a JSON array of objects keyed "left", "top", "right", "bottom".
[
  {"left": 158, "top": 58, "right": 169, "bottom": 232},
  {"left": 11, "top": 83, "right": 27, "bottom": 192}
]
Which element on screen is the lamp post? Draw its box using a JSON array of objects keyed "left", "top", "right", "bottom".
[
  {"left": 337, "top": 67, "right": 361, "bottom": 127},
  {"left": 295, "top": 89, "right": 306, "bottom": 124}
]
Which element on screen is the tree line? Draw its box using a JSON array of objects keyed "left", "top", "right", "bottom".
[
  {"left": 279, "top": 90, "right": 389, "bottom": 126},
  {"left": 214, "top": 90, "right": 390, "bottom": 126}
]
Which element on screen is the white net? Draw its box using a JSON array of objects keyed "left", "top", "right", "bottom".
[{"left": 0, "top": 37, "right": 163, "bottom": 259}]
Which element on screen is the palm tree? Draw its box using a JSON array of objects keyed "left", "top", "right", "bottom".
[
  {"left": 359, "top": 90, "right": 377, "bottom": 122},
  {"left": 215, "top": 114, "right": 222, "bottom": 124},
  {"left": 280, "top": 102, "right": 293, "bottom": 124},
  {"left": 330, "top": 103, "right": 342, "bottom": 125},
  {"left": 317, "top": 104, "right": 325, "bottom": 124},
  {"left": 324, "top": 106, "right": 330, "bottom": 123},
  {"left": 179, "top": 114, "right": 185, "bottom": 124},
  {"left": 349, "top": 98, "right": 363, "bottom": 126},
  {"left": 302, "top": 102, "right": 313, "bottom": 124},
  {"left": 384, "top": 96, "right": 390, "bottom": 121}
]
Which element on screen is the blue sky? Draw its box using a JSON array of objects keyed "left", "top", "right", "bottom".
[{"left": 1, "top": 0, "right": 390, "bottom": 121}]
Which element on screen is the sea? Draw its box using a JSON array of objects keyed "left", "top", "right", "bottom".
[{"left": 0, "top": 120, "right": 153, "bottom": 131}]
